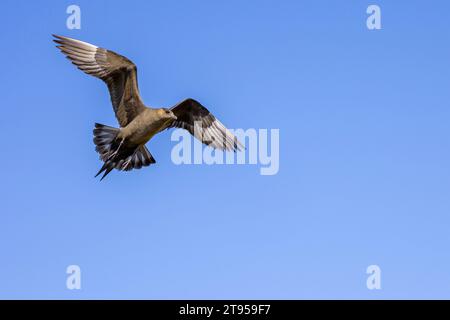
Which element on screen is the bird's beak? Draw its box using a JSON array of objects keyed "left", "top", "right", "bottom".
[{"left": 171, "top": 114, "right": 177, "bottom": 120}]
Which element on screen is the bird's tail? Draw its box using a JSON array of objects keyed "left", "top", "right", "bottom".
[{"left": 93, "top": 123, "right": 156, "bottom": 180}]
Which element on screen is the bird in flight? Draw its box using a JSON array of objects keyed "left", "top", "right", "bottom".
[{"left": 53, "top": 35, "right": 243, "bottom": 180}]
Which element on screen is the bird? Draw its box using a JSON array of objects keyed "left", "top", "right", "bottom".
[{"left": 53, "top": 35, "right": 243, "bottom": 180}]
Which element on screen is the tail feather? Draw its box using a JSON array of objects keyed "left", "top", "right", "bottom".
[
  {"left": 94, "top": 162, "right": 114, "bottom": 181},
  {"left": 93, "top": 123, "right": 120, "bottom": 162},
  {"left": 93, "top": 123, "right": 156, "bottom": 180}
]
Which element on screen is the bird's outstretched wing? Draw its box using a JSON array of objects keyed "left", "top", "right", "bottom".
[
  {"left": 167, "top": 98, "right": 244, "bottom": 152},
  {"left": 53, "top": 34, "right": 145, "bottom": 127}
]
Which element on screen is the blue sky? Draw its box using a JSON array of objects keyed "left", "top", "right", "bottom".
[{"left": 1, "top": 0, "right": 450, "bottom": 299}]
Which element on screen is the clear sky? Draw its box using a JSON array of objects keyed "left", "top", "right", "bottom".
[{"left": 1, "top": 0, "right": 450, "bottom": 299}]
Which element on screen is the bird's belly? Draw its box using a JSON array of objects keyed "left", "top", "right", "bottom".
[{"left": 124, "top": 120, "right": 163, "bottom": 145}]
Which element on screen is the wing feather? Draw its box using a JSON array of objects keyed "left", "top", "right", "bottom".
[
  {"left": 53, "top": 34, "right": 145, "bottom": 127},
  {"left": 167, "top": 98, "right": 244, "bottom": 152}
]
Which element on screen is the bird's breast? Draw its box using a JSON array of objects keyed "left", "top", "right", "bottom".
[{"left": 122, "top": 112, "right": 164, "bottom": 145}]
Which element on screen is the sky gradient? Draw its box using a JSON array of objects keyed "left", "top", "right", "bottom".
[{"left": 1, "top": 0, "right": 450, "bottom": 299}]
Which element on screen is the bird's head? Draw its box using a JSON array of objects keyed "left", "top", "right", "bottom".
[{"left": 159, "top": 108, "right": 177, "bottom": 121}]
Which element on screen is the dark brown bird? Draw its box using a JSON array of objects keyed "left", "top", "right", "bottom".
[{"left": 53, "top": 35, "right": 243, "bottom": 180}]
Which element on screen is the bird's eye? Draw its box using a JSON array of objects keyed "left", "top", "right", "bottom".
[{"left": 165, "top": 110, "right": 170, "bottom": 114}]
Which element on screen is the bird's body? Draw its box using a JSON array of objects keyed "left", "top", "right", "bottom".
[
  {"left": 53, "top": 35, "right": 243, "bottom": 180},
  {"left": 119, "top": 108, "right": 172, "bottom": 145}
]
